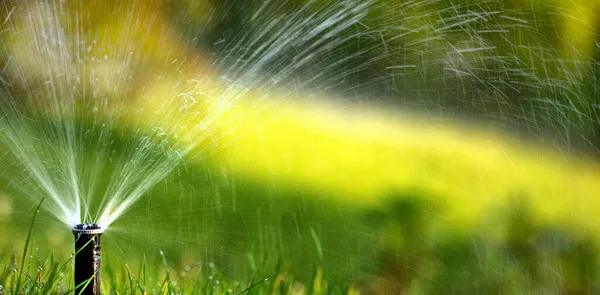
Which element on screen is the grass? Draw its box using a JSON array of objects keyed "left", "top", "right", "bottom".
[
  {"left": 13, "top": 198, "right": 44, "bottom": 295},
  {"left": 1, "top": 187, "right": 361, "bottom": 295},
  {"left": 127, "top": 79, "right": 600, "bottom": 237},
  {"left": 0, "top": 214, "right": 357, "bottom": 295},
  {"left": 3, "top": 192, "right": 600, "bottom": 295}
]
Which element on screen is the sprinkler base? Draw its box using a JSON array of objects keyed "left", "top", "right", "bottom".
[{"left": 72, "top": 223, "right": 103, "bottom": 295}]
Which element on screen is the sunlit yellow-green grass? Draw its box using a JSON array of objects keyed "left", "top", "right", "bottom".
[{"left": 127, "top": 77, "right": 600, "bottom": 241}]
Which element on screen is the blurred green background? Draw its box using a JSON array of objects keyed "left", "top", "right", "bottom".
[{"left": 1, "top": 0, "right": 600, "bottom": 294}]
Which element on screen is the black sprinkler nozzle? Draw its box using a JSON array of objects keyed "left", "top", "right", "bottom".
[{"left": 72, "top": 223, "right": 103, "bottom": 295}]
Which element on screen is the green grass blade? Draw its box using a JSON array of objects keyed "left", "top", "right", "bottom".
[
  {"left": 310, "top": 227, "right": 323, "bottom": 262},
  {"left": 15, "top": 197, "right": 45, "bottom": 294},
  {"left": 237, "top": 275, "right": 272, "bottom": 295},
  {"left": 78, "top": 275, "right": 95, "bottom": 295}
]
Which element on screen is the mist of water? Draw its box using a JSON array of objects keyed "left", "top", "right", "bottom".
[{"left": 0, "top": 0, "right": 379, "bottom": 229}]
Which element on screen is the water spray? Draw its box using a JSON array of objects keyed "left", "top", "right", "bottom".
[{"left": 72, "top": 223, "right": 103, "bottom": 295}]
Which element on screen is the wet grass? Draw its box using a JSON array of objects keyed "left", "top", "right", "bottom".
[
  {"left": 1, "top": 238, "right": 356, "bottom": 295},
  {"left": 1, "top": 247, "right": 309, "bottom": 295},
  {"left": 1, "top": 251, "right": 311, "bottom": 295},
  {"left": 0, "top": 198, "right": 357, "bottom": 295},
  {"left": 3, "top": 190, "right": 600, "bottom": 295}
]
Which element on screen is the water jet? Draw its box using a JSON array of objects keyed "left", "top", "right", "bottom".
[{"left": 72, "top": 223, "right": 103, "bottom": 295}]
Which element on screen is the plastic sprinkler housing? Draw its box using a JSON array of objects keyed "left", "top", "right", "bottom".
[{"left": 72, "top": 223, "right": 103, "bottom": 295}]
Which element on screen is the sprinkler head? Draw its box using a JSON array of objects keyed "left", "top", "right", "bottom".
[{"left": 72, "top": 223, "right": 103, "bottom": 295}]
